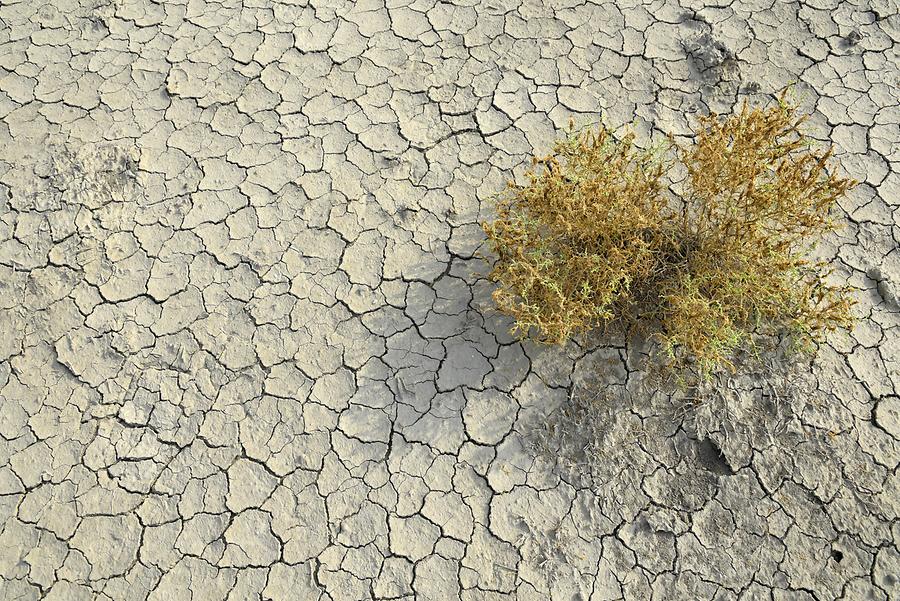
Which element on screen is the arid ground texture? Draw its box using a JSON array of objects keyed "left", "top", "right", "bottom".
[{"left": 0, "top": 0, "right": 898, "bottom": 599}]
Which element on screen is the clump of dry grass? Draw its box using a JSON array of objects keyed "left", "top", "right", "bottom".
[{"left": 483, "top": 92, "right": 856, "bottom": 377}]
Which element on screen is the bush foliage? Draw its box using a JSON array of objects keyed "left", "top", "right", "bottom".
[{"left": 483, "top": 93, "right": 856, "bottom": 376}]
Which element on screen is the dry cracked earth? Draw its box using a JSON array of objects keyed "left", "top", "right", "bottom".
[{"left": 0, "top": 0, "right": 899, "bottom": 599}]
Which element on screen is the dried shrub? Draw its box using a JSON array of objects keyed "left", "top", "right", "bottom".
[{"left": 483, "top": 92, "right": 856, "bottom": 377}]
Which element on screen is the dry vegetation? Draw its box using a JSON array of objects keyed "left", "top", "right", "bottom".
[{"left": 483, "top": 92, "right": 856, "bottom": 377}]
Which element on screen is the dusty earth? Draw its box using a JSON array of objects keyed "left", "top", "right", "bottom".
[{"left": 1, "top": 0, "right": 898, "bottom": 599}]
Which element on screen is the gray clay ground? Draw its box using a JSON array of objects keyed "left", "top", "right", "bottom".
[{"left": 0, "top": 0, "right": 898, "bottom": 599}]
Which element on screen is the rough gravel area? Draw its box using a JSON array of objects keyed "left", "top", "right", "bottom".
[{"left": 1, "top": 0, "right": 898, "bottom": 599}]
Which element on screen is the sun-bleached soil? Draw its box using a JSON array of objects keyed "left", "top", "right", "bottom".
[{"left": 0, "top": 0, "right": 898, "bottom": 599}]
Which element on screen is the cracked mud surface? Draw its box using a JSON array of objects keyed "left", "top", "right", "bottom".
[{"left": 1, "top": 0, "right": 898, "bottom": 599}]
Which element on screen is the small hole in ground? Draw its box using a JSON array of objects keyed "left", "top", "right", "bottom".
[
  {"left": 697, "top": 438, "right": 734, "bottom": 476},
  {"left": 831, "top": 549, "right": 844, "bottom": 563}
]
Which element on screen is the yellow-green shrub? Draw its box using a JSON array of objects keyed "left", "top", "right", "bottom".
[{"left": 482, "top": 93, "right": 856, "bottom": 376}]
